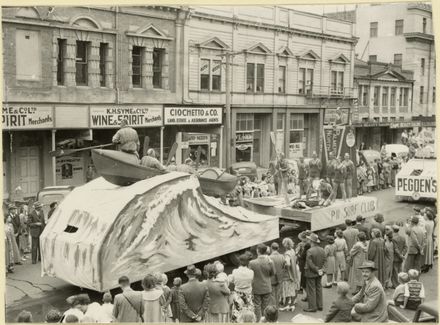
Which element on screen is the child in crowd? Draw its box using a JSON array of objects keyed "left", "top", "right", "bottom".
[
  {"left": 324, "top": 235, "right": 336, "bottom": 288},
  {"left": 366, "top": 165, "right": 375, "bottom": 193},
  {"left": 259, "top": 305, "right": 278, "bottom": 323},
  {"left": 402, "top": 269, "right": 425, "bottom": 310},
  {"left": 393, "top": 272, "right": 409, "bottom": 307},
  {"left": 101, "top": 292, "right": 114, "bottom": 323},
  {"left": 324, "top": 282, "right": 354, "bottom": 322},
  {"left": 238, "top": 309, "right": 256, "bottom": 323},
  {"left": 16, "top": 310, "right": 33, "bottom": 323},
  {"left": 170, "top": 277, "right": 182, "bottom": 322}
]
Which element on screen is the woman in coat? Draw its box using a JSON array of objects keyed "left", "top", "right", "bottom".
[
  {"left": 141, "top": 274, "right": 166, "bottom": 323},
  {"left": 368, "top": 229, "right": 386, "bottom": 285},
  {"left": 384, "top": 231, "right": 395, "bottom": 288},
  {"left": 205, "top": 263, "right": 230, "bottom": 323},
  {"left": 422, "top": 211, "right": 435, "bottom": 272},
  {"left": 348, "top": 232, "right": 368, "bottom": 294},
  {"left": 280, "top": 238, "right": 300, "bottom": 311}
]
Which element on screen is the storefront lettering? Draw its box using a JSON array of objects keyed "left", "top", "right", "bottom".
[
  {"left": 2, "top": 105, "right": 54, "bottom": 129},
  {"left": 397, "top": 177, "right": 437, "bottom": 194},
  {"left": 164, "top": 106, "right": 223, "bottom": 125},
  {"left": 90, "top": 106, "right": 162, "bottom": 128},
  {"left": 236, "top": 133, "right": 253, "bottom": 142}
]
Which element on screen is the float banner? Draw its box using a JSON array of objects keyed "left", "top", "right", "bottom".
[
  {"left": 90, "top": 106, "right": 162, "bottom": 128},
  {"left": 396, "top": 176, "right": 437, "bottom": 199},
  {"left": 164, "top": 106, "right": 223, "bottom": 125},
  {"left": 2, "top": 105, "right": 54, "bottom": 129},
  {"left": 310, "top": 196, "right": 378, "bottom": 231}
]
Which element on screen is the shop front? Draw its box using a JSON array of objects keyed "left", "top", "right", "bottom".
[
  {"left": 163, "top": 105, "right": 223, "bottom": 168},
  {"left": 354, "top": 121, "right": 393, "bottom": 150}
]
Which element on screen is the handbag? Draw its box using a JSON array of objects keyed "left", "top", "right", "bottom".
[{"left": 123, "top": 293, "right": 144, "bottom": 322}]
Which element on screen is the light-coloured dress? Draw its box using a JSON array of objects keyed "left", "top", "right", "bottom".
[
  {"left": 424, "top": 219, "right": 435, "bottom": 266},
  {"left": 348, "top": 241, "right": 368, "bottom": 288},
  {"left": 280, "top": 249, "right": 300, "bottom": 299},
  {"left": 334, "top": 237, "right": 348, "bottom": 272},
  {"left": 324, "top": 244, "right": 336, "bottom": 275}
]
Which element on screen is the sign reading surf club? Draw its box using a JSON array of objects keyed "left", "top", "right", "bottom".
[
  {"left": 164, "top": 106, "right": 223, "bottom": 125},
  {"left": 2, "top": 105, "right": 54, "bottom": 129},
  {"left": 90, "top": 106, "right": 162, "bottom": 128}
]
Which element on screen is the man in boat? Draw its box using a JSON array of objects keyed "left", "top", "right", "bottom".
[
  {"left": 140, "top": 148, "right": 166, "bottom": 171},
  {"left": 112, "top": 119, "right": 140, "bottom": 158},
  {"left": 176, "top": 158, "right": 196, "bottom": 174}
]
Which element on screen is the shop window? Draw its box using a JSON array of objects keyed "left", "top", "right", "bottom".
[
  {"left": 331, "top": 71, "right": 344, "bottom": 95},
  {"left": 247, "top": 63, "right": 264, "bottom": 93},
  {"left": 289, "top": 113, "right": 304, "bottom": 159},
  {"left": 236, "top": 113, "right": 254, "bottom": 131},
  {"left": 382, "top": 87, "right": 389, "bottom": 107},
  {"left": 373, "top": 86, "right": 380, "bottom": 106},
  {"left": 16, "top": 29, "right": 41, "bottom": 81},
  {"left": 370, "top": 22, "right": 378, "bottom": 37},
  {"left": 420, "top": 86, "right": 424, "bottom": 104},
  {"left": 298, "top": 68, "right": 313, "bottom": 95},
  {"left": 132, "top": 46, "right": 143, "bottom": 88},
  {"left": 278, "top": 66, "right": 286, "bottom": 93},
  {"left": 76, "top": 41, "right": 89, "bottom": 86},
  {"left": 394, "top": 54, "right": 402, "bottom": 67},
  {"left": 153, "top": 48, "right": 164, "bottom": 89},
  {"left": 395, "top": 19, "right": 404, "bottom": 35},
  {"left": 368, "top": 55, "right": 377, "bottom": 63},
  {"left": 99, "top": 43, "right": 108, "bottom": 87},
  {"left": 421, "top": 58, "right": 425, "bottom": 76},
  {"left": 57, "top": 38, "right": 66, "bottom": 85}
]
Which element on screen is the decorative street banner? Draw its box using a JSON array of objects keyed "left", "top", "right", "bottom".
[
  {"left": 322, "top": 126, "right": 345, "bottom": 161},
  {"left": 90, "top": 106, "right": 162, "bottom": 128},
  {"left": 2, "top": 105, "right": 54, "bottom": 129},
  {"left": 311, "top": 196, "right": 378, "bottom": 231},
  {"left": 396, "top": 176, "right": 437, "bottom": 199},
  {"left": 56, "top": 156, "right": 84, "bottom": 186},
  {"left": 164, "top": 106, "right": 223, "bottom": 125}
]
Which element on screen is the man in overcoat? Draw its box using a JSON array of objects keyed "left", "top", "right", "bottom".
[
  {"left": 179, "top": 265, "right": 210, "bottom": 322},
  {"left": 304, "top": 233, "right": 325, "bottom": 312},
  {"left": 28, "top": 201, "right": 45, "bottom": 264}
]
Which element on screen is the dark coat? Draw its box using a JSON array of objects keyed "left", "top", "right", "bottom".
[
  {"left": 269, "top": 251, "right": 285, "bottom": 285},
  {"left": 304, "top": 245, "right": 326, "bottom": 278},
  {"left": 178, "top": 279, "right": 209, "bottom": 322},
  {"left": 353, "top": 223, "right": 370, "bottom": 240},
  {"left": 249, "top": 256, "right": 275, "bottom": 295},
  {"left": 113, "top": 288, "right": 144, "bottom": 323},
  {"left": 352, "top": 277, "right": 388, "bottom": 322},
  {"left": 367, "top": 238, "right": 386, "bottom": 285},
  {"left": 10, "top": 214, "right": 21, "bottom": 235},
  {"left": 325, "top": 296, "right": 354, "bottom": 322},
  {"left": 392, "top": 233, "right": 408, "bottom": 262},
  {"left": 28, "top": 210, "right": 45, "bottom": 237}
]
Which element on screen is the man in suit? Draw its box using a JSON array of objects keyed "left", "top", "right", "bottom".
[
  {"left": 343, "top": 218, "right": 359, "bottom": 281},
  {"left": 405, "top": 216, "right": 426, "bottom": 272},
  {"left": 8, "top": 204, "right": 21, "bottom": 246},
  {"left": 353, "top": 215, "right": 370, "bottom": 240},
  {"left": 113, "top": 276, "right": 144, "bottom": 322},
  {"left": 179, "top": 265, "right": 209, "bottom": 322},
  {"left": 391, "top": 224, "right": 408, "bottom": 288},
  {"left": 249, "top": 244, "right": 275, "bottom": 321},
  {"left": 304, "top": 233, "right": 325, "bottom": 312},
  {"left": 269, "top": 242, "right": 285, "bottom": 308},
  {"left": 28, "top": 201, "right": 45, "bottom": 264},
  {"left": 351, "top": 261, "right": 388, "bottom": 322}
]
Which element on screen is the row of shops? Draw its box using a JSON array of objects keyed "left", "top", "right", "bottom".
[{"left": 2, "top": 103, "right": 323, "bottom": 199}]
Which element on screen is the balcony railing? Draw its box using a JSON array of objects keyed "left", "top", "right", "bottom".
[{"left": 305, "top": 86, "right": 355, "bottom": 98}]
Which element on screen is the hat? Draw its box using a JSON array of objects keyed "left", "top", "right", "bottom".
[
  {"left": 358, "top": 261, "right": 377, "bottom": 270},
  {"left": 298, "top": 230, "right": 311, "bottom": 241},
  {"left": 413, "top": 207, "right": 421, "bottom": 213},
  {"left": 326, "top": 235, "right": 335, "bottom": 244},
  {"left": 306, "top": 233, "right": 320, "bottom": 243},
  {"left": 356, "top": 215, "right": 365, "bottom": 222},
  {"left": 33, "top": 201, "right": 43, "bottom": 209},
  {"left": 8, "top": 204, "right": 17, "bottom": 210},
  {"left": 392, "top": 224, "right": 400, "bottom": 231},
  {"left": 184, "top": 265, "right": 199, "bottom": 277}
]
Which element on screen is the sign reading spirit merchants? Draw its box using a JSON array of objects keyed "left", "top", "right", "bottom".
[
  {"left": 90, "top": 106, "right": 162, "bottom": 128},
  {"left": 2, "top": 105, "right": 54, "bottom": 129},
  {"left": 164, "top": 106, "right": 223, "bottom": 125}
]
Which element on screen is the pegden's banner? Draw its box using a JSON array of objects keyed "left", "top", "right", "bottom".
[
  {"left": 2, "top": 105, "right": 54, "bottom": 129},
  {"left": 164, "top": 106, "right": 223, "bottom": 125},
  {"left": 90, "top": 106, "right": 162, "bottom": 128},
  {"left": 396, "top": 176, "right": 437, "bottom": 199}
]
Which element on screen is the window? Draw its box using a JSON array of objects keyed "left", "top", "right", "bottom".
[
  {"left": 153, "top": 48, "right": 164, "bottom": 89},
  {"left": 395, "top": 19, "right": 404, "bottom": 35},
  {"left": 423, "top": 17, "right": 427, "bottom": 33},
  {"left": 362, "top": 85, "right": 369, "bottom": 106},
  {"left": 368, "top": 55, "right": 377, "bottom": 62},
  {"left": 370, "top": 22, "right": 378, "bottom": 37},
  {"left": 132, "top": 46, "right": 142, "bottom": 88},
  {"left": 390, "top": 87, "right": 396, "bottom": 106},
  {"left": 99, "top": 43, "right": 107, "bottom": 87},
  {"left": 289, "top": 113, "right": 304, "bottom": 149},
  {"left": 421, "top": 58, "right": 425, "bottom": 76},
  {"left": 236, "top": 113, "right": 254, "bottom": 131},
  {"left": 200, "top": 59, "right": 210, "bottom": 90},
  {"left": 394, "top": 54, "right": 402, "bottom": 66},
  {"left": 382, "top": 87, "right": 389, "bottom": 107},
  {"left": 57, "top": 39, "right": 66, "bottom": 85},
  {"left": 76, "top": 41, "right": 89, "bottom": 86},
  {"left": 298, "top": 68, "right": 314, "bottom": 95},
  {"left": 400, "top": 87, "right": 409, "bottom": 106},
  {"left": 247, "top": 63, "right": 264, "bottom": 93},
  {"left": 420, "top": 86, "right": 424, "bottom": 104},
  {"left": 331, "top": 71, "right": 344, "bottom": 94},
  {"left": 16, "top": 30, "right": 41, "bottom": 81},
  {"left": 373, "top": 86, "right": 380, "bottom": 106},
  {"left": 382, "top": 117, "right": 388, "bottom": 122},
  {"left": 200, "top": 59, "right": 221, "bottom": 92},
  {"left": 277, "top": 113, "right": 285, "bottom": 130},
  {"left": 433, "top": 87, "right": 436, "bottom": 103},
  {"left": 278, "top": 66, "right": 286, "bottom": 93},
  {"left": 391, "top": 117, "right": 396, "bottom": 122},
  {"left": 211, "top": 60, "right": 221, "bottom": 91}
]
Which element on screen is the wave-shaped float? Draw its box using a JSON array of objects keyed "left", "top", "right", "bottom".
[{"left": 40, "top": 172, "right": 279, "bottom": 292}]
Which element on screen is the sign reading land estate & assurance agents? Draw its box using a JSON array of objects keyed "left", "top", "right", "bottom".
[
  {"left": 2, "top": 105, "right": 54, "bottom": 129},
  {"left": 90, "top": 106, "right": 162, "bottom": 128},
  {"left": 164, "top": 106, "right": 223, "bottom": 125}
]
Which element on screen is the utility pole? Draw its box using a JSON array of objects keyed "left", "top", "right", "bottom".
[{"left": 225, "top": 53, "right": 231, "bottom": 169}]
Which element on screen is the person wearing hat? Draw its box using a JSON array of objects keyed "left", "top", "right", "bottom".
[
  {"left": 351, "top": 261, "right": 388, "bottom": 322},
  {"left": 391, "top": 224, "right": 407, "bottom": 288},
  {"left": 47, "top": 202, "right": 58, "bottom": 221},
  {"left": 353, "top": 215, "right": 370, "bottom": 240},
  {"left": 269, "top": 242, "right": 285, "bottom": 308},
  {"left": 304, "top": 233, "right": 325, "bottom": 312},
  {"left": 113, "top": 276, "right": 144, "bottom": 323},
  {"left": 7, "top": 204, "right": 21, "bottom": 247},
  {"left": 140, "top": 148, "right": 166, "bottom": 171},
  {"left": 404, "top": 216, "right": 426, "bottom": 272},
  {"left": 179, "top": 265, "right": 209, "bottom": 322},
  {"left": 296, "top": 230, "right": 311, "bottom": 301},
  {"left": 112, "top": 118, "right": 140, "bottom": 158},
  {"left": 28, "top": 201, "right": 46, "bottom": 264},
  {"left": 371, "top": 213, "right": 386, "bottom": 237}
]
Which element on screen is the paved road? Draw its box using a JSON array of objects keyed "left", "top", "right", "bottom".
[{"left": 5, "top": 188, "right": 437, "bottom": 322}]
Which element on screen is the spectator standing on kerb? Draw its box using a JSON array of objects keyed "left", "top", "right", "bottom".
[
  {"left": 405, "top": 216, "right": 426, "bottom": 272},
  {"left": 113, "top": 276, "right": 144, "bottom": 323},
  {"left": 343, "top": 218, "right": 359, "bottom": 281},
  {"left": 304, "top": 233, "right": 325, "bottom": 312},
  {"left": 391, "top": 224, "right": 407, "bottom": 288}
]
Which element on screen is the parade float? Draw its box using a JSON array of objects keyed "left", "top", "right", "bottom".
[{"left": 40, "top": 172, "right": 279, "bottom": 292}]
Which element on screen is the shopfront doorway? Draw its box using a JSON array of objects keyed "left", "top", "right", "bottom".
[{"left": 17, "top": 146, "right": 40, "bottom": 197}]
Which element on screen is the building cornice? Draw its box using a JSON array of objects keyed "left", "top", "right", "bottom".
[{"left": 404, "top": 32, "right": 434, "bottom": 44}]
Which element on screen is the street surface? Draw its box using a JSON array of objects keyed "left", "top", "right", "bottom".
[{"left": 5, "top": 188, "right": 437, "bottom": 322}]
